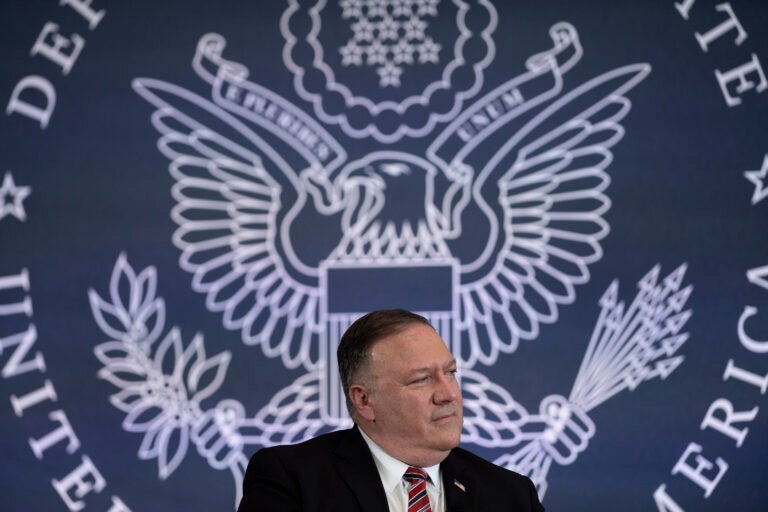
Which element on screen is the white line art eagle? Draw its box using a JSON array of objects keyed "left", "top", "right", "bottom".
[
  {"left": 125, "top": 25, "right": 684, "bottom": 500},
  {"left": 133, "top": 25, "right": 648, "bottom": 371}
]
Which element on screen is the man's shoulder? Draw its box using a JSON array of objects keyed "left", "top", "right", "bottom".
[
  {"left": 447, "top": 446, "right": 531, "bottom": 483},
  {"left": 252, "top": 428, "right": 355, "bottom": 461},
  {"left": 446, "top": 447, "right": 544, "bottom": 511}
]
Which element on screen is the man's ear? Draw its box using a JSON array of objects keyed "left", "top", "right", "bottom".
[{"left": 349, "top": 384, "right": 375, "bottom": 422}]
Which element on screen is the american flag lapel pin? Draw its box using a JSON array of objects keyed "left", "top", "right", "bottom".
[{"left": 453, "top": 479, "right": 466, "bottom": 493}]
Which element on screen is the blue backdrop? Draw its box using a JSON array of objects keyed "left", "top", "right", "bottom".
[{"left": 2, "top": 1, "right": 767, "bottom": 510}]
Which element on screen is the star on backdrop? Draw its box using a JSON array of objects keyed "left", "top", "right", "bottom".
[
  {"left": 0, "top": 171, "right": 31, "bottom": 221},
  {"left": 744, "top": 154, "right": 768, "bottom": 205}
]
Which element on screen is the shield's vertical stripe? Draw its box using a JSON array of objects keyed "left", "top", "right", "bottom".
[{"left": 325, "top": 313, "right": 357, "bottom": 423}]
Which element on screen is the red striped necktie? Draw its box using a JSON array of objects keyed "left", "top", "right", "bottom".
[{"left": 404, "top": 467, "right": 432, "bottom": 512}]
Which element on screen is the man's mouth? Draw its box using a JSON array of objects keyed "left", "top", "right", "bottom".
[{"left": 433, "top": 411, "right": 457, "bottom": 422}]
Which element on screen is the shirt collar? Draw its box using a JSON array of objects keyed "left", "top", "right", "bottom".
[{"left": 358, "top": 427, "right": 442, "bottom": 491}]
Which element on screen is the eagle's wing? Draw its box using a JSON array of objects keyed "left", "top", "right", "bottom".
[
  {"left": 133, "top": 78, "right": 324, "bottom": 370},
  {"left": 453, "top": 64, "right": 650, "bottom": 367}
]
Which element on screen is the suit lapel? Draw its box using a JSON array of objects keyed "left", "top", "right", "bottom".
[
  {"left": 442, "top": 451, "right": 477, "bottom": 512},
  {"left": 332, "top": 427, "right": 390, "bottom": 512}
]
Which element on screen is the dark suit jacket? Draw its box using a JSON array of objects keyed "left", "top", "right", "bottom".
[{"left": 237, "top": 427, "right": 545, "bottom": 512}]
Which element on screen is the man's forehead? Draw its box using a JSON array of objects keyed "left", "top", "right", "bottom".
[{"left": 370, "top": 323, "right": 452, "bottom": 364}]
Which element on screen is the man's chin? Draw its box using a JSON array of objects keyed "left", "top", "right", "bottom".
[{"left": 431, "top": 422, "right": 462, "bottom": 448}]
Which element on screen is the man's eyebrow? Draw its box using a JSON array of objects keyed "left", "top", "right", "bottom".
[{"left": 405, "top": 359, "right": 457, "bottom": 375}]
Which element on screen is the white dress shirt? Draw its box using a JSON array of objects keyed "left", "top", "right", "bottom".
[{"left": 359, "top": 428, "right": 444, "bottom": 512}]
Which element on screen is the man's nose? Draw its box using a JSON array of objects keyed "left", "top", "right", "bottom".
[{"left": 433, "top": 373, "right": 459, "bottom": 403}]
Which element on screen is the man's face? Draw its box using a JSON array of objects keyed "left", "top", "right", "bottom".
[{"left": 363, "top": 322, "right": 463, "bottom": 467}]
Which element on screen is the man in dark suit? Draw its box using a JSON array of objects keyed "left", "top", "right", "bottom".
[{"left": 237, "top": 309, "right": 545, "bottom": 511}]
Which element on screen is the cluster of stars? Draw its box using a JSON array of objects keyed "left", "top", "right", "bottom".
[{"left": 338, "top": 0, "right": 442, "bottom": 87}]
